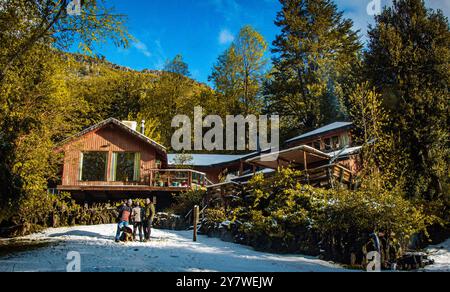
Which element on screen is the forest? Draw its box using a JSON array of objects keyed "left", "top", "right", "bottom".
[{"left": 0, "top": 0, "right": 448, "bottom": 260}]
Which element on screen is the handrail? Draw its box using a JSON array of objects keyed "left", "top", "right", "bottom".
[
  {"left": 147, "top": 168, "right": 208, "bottom": 188},
  {"left": 305, "top": 163, "right": 352, "bottom": 174},
  {"left": 146, "top": 169, "right": 207, "bottom": 176},
  {"left": 330, "top": 145, "right": 349, "bottom": 164},
  {"left": 204, "top": 177, "right": 214, "bottom": 186}
]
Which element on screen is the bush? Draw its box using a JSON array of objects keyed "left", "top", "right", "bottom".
[
  {"left": 204, "top": 208, "right": 227, "bottom": 224},
  {"left": 171, "top": 189, "right": 206, "bottom": 216},
  {"left": 1, "top": 192, "right": 119, "bottom": 237},
  {"left": 227, "top": 168, "right": 435, "bottom": 266}
]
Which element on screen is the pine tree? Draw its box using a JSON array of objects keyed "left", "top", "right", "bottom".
[
  {"left": 266, "top": 0, "right": 361, "bottom": 138},
  {"left": 365, "top": 0, "right": 449, "bottom": 200}
]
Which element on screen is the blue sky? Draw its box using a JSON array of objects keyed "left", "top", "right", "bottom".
[{"left": 91, "top": 0, "right": 450, "bottom": 84}]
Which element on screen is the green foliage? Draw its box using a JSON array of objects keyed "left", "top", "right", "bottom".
[
  {"left": 171, "top": 189, "right": 206, "bottom": 216},
  {"left": 172, "top": 153, "right": 194, "bottom": 168},
  {"left": 266, "top": 0, "right": 362, "bottom": 138},
  {"left": 0, "top": 0, "right": 130, "bottom": 225},
  {"left": 230, "top": 168, "right": 434, "bottom": 262},
  {"left": 0, "top": 0, "right": 131, "bottom": 82},
  {"left": 0, "top": 46, "right": 85, "bottom": 223},
  {"left": 6, "top": 192, "right": 119, "bottom": 237},
  {"left": 346, "top": 82, "right": 402, "bottom": 187},
  {"left": 204, "top": 208, "right": 227, "bottom": 224},
  {"left": 364, "top": 0, "right": 450, "bottom": 201},
  {"left": 136, "top": 55, "right": 213, "bottom": 147},
  {"left": 209, "top": 25, "right": 268, "bottom": 115}
]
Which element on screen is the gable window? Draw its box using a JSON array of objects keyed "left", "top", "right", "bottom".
[
  {"left": 79, "top": 152, "right": 108, "bottom": 182},
  {"left": 111, "top": 152, "right": 141, "bottom": 182}
]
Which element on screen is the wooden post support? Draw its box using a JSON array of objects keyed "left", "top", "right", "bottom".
[
  {"left": 193, "top": 205, "right": 200, "bottom": 242},
  {"left": 153, "top": 196, "right": 157, "bottom": 206},
  {"left": 303, "top": 150, "right": 310, "bottom": 184}
]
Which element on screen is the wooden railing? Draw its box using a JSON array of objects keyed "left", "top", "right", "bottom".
[
  {"left": 304, "top": 163, "right": 354, "bottom": 188},
  {"left": 145, "top": 169, "right": 208, "bottom": 188},
  {"left": 207, "top": 163, "right": 355, "bottom": 195},
  {"left": 204, "top": 164, "right": 356, "bottom": 210}
]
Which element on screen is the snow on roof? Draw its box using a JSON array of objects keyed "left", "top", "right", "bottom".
[
  {"left": 285, "top": 122, "right": 353, "bottom": 144},
  {"left": 329, "top": 146, "right": 363, "bottom": 158},
  {"left": 232, "top": 168, "right": 275, "bottom": 181},
  {"left": 168, "top": 154, "right": 250, "bottom": 167}
]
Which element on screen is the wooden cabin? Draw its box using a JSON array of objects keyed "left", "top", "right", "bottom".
[
  {"left": 207, "top": 122, "right": 363, "bottom": 200},
  {"left": 168, "top": 153, "right": 260, "bottom": 184},
  {"left": 55, "top": 119, "right": 362, "bottom": 207},
  {"left": 55, "top": 118, "right": 207, "bottom": 206},
  {"left": 284, "top": 122, "right": 362, "bottom": 174}
]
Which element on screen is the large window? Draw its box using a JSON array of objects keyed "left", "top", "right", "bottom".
[
  {"left": 111, "top": 152, "right": 141, "bottom": 182},
  {"left": 80, "top": 152, "right": 108, "bottom": 182}
]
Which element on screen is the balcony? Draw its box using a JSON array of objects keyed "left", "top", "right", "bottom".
[
  {"left": 146, "top": 169, "right": 208, "bottom": 190},
  {"left": 58, "top": 169, "right": 208, "bottom": 193}
]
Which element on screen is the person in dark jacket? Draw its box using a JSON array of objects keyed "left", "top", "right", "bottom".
[
  {"left": 115, "top": 199, "right": 133, "bottom": 242},
  {"left": 143, "top": 198, "right": 156, "bottom": 241},
  {"left": 131, "top": 201, "right": 144, "bottom": 242}
]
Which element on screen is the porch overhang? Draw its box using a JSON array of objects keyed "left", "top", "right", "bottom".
[{"left": 245, "top": 145, "right": 331, "bottom": 170}]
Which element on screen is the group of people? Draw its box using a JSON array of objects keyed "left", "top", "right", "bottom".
[{"left": 115, "top": 198, "right": 156, "bottom": 243}]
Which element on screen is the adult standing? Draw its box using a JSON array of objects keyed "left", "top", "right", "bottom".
[
  {"left": 131, "top": 201, "right": 144, "bottom": 242},
  {"left": 143, "top": 198, "right": 156, "bottom": 241},
  {"left": 115, "top": 199, "right": 133, "bottom": 242}
]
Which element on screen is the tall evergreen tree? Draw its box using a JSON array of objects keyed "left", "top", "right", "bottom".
[
  {"left": 365, "top": 0, "right": 449, "bottom": 200},
  {"left": 266, "top": 0, "right": 361, "bottom": 138}
]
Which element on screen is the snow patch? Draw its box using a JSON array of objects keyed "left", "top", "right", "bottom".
[
  {"left": 424, "top": 238, "right": 450, "bottom": 272},
  {"left": 0, "top": 224, "right": 346, "bottom": 272}
]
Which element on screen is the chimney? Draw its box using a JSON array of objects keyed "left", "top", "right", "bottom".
[{"left": 140, "top": 120, "right": 146, "bottom": 135}]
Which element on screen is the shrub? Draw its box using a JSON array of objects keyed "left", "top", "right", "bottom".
[
  {"left": 229, "top": 168, "right": 435, "bottom": 265},
  {"left": 204, "top": 208, "right": 227, "bottom": 224},
  {"left": 171, "top": 189, "right": 206, "bottom": 216}
]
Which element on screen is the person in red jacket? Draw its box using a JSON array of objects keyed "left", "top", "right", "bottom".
[{"left": 115, "top": 199, "right": 133, "bottom": 242}]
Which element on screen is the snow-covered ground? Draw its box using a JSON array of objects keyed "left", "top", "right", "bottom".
[
  {"left": 0, "top": 224, "right": 345, "bottom": 272},
  {"left": 423, "top": 238, "right": 450, "bottom": 272}
]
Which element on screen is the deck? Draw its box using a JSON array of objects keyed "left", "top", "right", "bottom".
[
  {"left": 58, "top": 169, "right": 208, "bottom": 193},
  {"left": 206, "top": 163, "right": 357, "bottom": 207}
]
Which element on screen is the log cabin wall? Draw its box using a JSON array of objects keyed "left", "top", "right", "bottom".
[{"left": 61, "top": 123, "right": 165, "bottom": 186}]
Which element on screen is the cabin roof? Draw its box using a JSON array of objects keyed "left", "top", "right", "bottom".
[
  {"left": 285, "top": 122, "right": 353, "bottom": 144},
  {"left": 58, "top": 118, "right": 167, "bottom": 153},
  {"left": 329, "top": 146, "right": 363, "bottom": 158},
  {"left": 168, "top": 154, "right": 250, "bottom": 167},
  {"left": 246, "top": 145, "right": 332, "bottom": 169}
]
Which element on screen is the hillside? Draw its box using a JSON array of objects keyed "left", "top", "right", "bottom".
[{"left": 59, "top": 52, "right": 216, "bottom": 147}]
